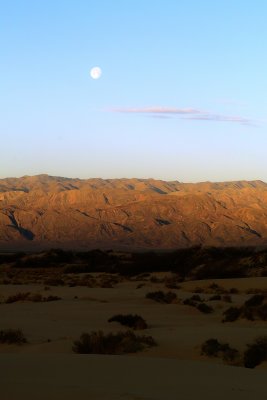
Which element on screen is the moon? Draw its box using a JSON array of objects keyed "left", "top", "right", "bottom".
[{"left": 90, "top": 66, "right": 102, "bottom": 80}]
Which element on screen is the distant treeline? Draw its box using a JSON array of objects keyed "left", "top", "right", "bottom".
[{"left": 1, "top": 246, "right": 267, "bottom": 280}]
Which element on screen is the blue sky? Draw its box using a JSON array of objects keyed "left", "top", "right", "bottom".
[{"left": 1, "top": 0, "right": 267, "bottom": 182}]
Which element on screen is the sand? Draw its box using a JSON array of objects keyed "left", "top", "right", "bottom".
[{"left": 0, "top": 275, "right": 267, "bottom": 399}]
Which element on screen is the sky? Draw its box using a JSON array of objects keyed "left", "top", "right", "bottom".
[{"left": 1, "top": 0, "right": 267, "bottom": 182}]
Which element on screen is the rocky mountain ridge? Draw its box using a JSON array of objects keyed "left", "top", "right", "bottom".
[{"left": 1, "top": 174, "right": 267, "bottom": 250}]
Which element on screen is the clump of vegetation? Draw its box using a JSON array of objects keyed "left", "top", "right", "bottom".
[
  {"left": 244, "top": 336, "right": 267, "bottom": 368},
  {"left": 146, "top": 291, "right": 177, "bottom": 304},
  {"left": 222, "top": 294, "right": 267, "bottom": 322},
  {"left": 201, "top": 338, "right": 239, "bottom": 364},
  {"left": 72, "top": 330, "right": 157, "bottom": 354},
  {"left": 197, "top": 303, "right": 214, "bottom": 314},
  {"left": 190, "top": 294, "right": 203, "bottom": 302},
  {"left": 164, "top": 275, "right": 181, "bottom": 289},
  {"left": 222, "top": 295, "right": 232, "bottom": 303},
  {"left": 5, "top": 292, "right": 61, "bottom": 303},
  {"left": 244, "top": 294, "right": 264, "bottom": 308},
  {"left": 0, "top": 329, "right": 27, "bottom": 344},
  {"left": 183, "top": 295, "right": 214, "bottom": 314},
  {"left": 108, "top": 314, "right": 148, "bottom": 330},
  {"left": 43, "top": 278, "right": 64, "bottom": 286},
  {"left": 222, "top": 307, "right": 241, "bottom": 322},
  {"left": 209, "top": 294, "right": 221, "bottom": 301}
]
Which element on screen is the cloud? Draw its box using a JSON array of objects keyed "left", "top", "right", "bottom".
[
  {"left": 110, "top": 106, "right": 254, "bottom": 126},
  {"left": 185, "top": 114, "right": 253, "bottom": 126},
  {"left": 111, "top": 107, "right": 203, "bottom": 115}
]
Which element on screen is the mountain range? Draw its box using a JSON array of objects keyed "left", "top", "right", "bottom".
[{"left": 1, "top": 174, "right": 267, "bottom": 250}]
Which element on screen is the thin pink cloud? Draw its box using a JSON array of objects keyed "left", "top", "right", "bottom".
[
  {"left": 111, "top": 107, "right": 202, "bottom": 114},
  {"left": 110, "top": 106, "right": 254, "bottom": 126}
]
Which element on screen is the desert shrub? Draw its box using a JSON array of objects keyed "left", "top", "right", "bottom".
[
  {"left": 5, "top": 292, "right": 31, "bottom": 303},
  {"left": 193, "top": 287, "right": 204, "bottom": 294},
  {"left": 183, "top": 298, "right": 197, "bottom": 307},
  {"left": 244, "top": 294, "right": 264, "bottom": 308},
  {"left": 222, "top": 347, "right": 240, "bottom": 363},
  {"left": 0, "top": 329, "right": 27, "bottom": 344},
  {"left": 108, "top": 314, "right": 148, "bottom": 330},
  {"left": 44, "top": 278, "right": 64, "bottom": 286},
  {"left": 256, "top": 304, "right": 267, "bottom": 320},
  {"left": 44, "top": 295, "right": 61, "bottom": 302},
  {"left": 136, "top": 283, "right": 145, "bottom": 289},
  {"left": 244, "top": 337, "right": 267, "bottom": 368},
  {"left": 201, "top": 338, "right": 222, "bottom": 357},
  {"left": 183, "top": 297, "right": 213, "bottom": 313},
  {"left": 5, "top": 292, "right": 61, "bottom": 303},
  {"left": 222, "top": 307, "right": 241, "bottom": 322},
  {"left": 190, "top": 294, "right": 203, "bottom": 302},
  {"left": 222, "top": 295, "right": 232, "bottom": 303},
  {"left": 165, "top": 281, "right": 181, "bottom": 290},
  {"left": 72, "top": 330, "right": 156, "bottom": 354},
  {"left": 201, "top": 338, "right": 239, "bottom": 363},
  {"left": 229, "top": 288, "right": 239, "bottom": 294},
  {"left": 197, "top": 303, "right": 214, "bottom": 314},
  {"left": 146, "top": 291, "right": 177, "bottom": 304},
  {"left": 209, "top": 294, "right": 221, "bottom": 301}
]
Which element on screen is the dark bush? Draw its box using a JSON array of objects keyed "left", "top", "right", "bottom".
[
  {"left": 244, "top": 337, "right": 267, "bottom": 368},
  {"left": 44, "top": 278, "right": 64, "bottom": 286},
  {"left": 190, "top": 294, "right": 203, "bottom": 302},
  {"left": 108, "top": 314, "right": 148, "bottom": 329},
  {"left": 5, "top": 292, "right": 61, "bottom": 303},
  {"left": 197, "top": 303, "right": 214, "bottom": 314},
  {"left": 72, "top": 330, "right": 156, "bottom": 354},
  {"left": 209, "top": 294, "right": 221, "bottom": 301},
  {"left": 45, "top": 295, "right": 61, "bottom": 302},
  {"left": 5, "top": 292, "right": 31, "bottom": 303},
  {"left": 222, "top": 295, "right": 232, "bottom": 303},
  {"left": 183, "top": 298, "right": 197, "bottom": 307},
  {"left": 222, "top": 307, "right": 241, "bottom": 322},
  {"left": 256, "top": 304, "right": 267, "bottom": 320},
  {"left": 244, "top": 294, "right": 264, "bottom": 308},
  {"left": 201, "top": 338, "right": 239, "bottom": 363},
  {"left": 146, "top": 291, "right": 177, "bottom": 304},
  {"left": 0, "top": 329, "right": 27, "bottom": 344},
  {"left": 201, "top": 338, "right": 222, "bottom": 357},
  {"left": 229, "top": 288, "right": 239, "bottom": 294}
]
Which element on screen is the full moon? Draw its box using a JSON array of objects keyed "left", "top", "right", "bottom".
[{"left": 90, "top": 66, "right": 102, "bottom": 79}]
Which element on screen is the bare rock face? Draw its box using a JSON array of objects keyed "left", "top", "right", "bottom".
[{"left": 1, "top": 174, "right": 267, "bottom": 250}]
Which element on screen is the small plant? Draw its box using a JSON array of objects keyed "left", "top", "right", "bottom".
[
  {"left": 6, "top": 292, "right": 31, "bottom": 303},
  {"left": 201, "top": 338, "right": 222, "bottom": 357},
  {"left": 5, "top": 292, "right": 61, "bottom": 303},
  {"left": 190, "top": 294, "right": 203, "bottom": 302},
  {"left": 183, "top": 297, "right": 213, "bottom": 314},
  {"left": 44, "top": 278, "right": 64, "bottom": 286},
  {"left": 45, "top": 295, "right": 61, "bottom": 302},
  {"left": 244, "top": 337, "right": 267, "bottom": 368},
  {"left": 222, "top": 307, "right": 241, "bottom": 322},
  {"left": 201, "top": 338, "right": 239, "bottom": 364},
  {"left": 146, "top": 291, "right": 177, "bottom": 304},
  {"left": 244, "top": 294, "right": 264, "bottom": 308},
  {"left": 0, "top": 329, "right": 27, "bottom": 344},
  {"left": 72, "top": 330, "right": 157, "bottom": 354},
  {"left": 108, "top": 314, "right": 148, "bottom": 329},
  {"left": 229, "top": 288, "right": 239, "bottom": 294},
  {"left": 209, "top": 294, "right": 221, "bottom": 301},
  {"left": 197, "top": 303, "right": 214, "bottom": 314},
  {"left": 222, "top": 295, "right": 232, "bottom": 303}
]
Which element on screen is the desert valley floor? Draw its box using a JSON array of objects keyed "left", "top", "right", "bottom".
[{"left": 1, "top": 265, "right": 267, "bottom": 399}]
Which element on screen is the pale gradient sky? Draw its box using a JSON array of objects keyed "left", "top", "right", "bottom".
[{"left": 1, "top": 0, "right": 267, "bottom": 182}]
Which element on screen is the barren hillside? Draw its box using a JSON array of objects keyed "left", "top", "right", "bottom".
[{"left": 1, "top": 174, "right": 267, "bottom": 250}]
